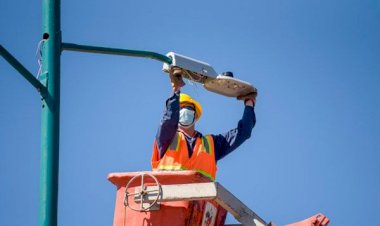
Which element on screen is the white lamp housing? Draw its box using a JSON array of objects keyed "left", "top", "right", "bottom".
[{"left": 163, "top": 52, "right": 257, "bottom": 97}]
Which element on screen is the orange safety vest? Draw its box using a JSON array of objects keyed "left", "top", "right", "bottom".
[{"left": 151, "top": 132, "right": 217, "bottom": 181}]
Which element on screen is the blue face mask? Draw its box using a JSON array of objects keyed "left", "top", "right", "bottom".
[{"left": 179, "top": 108, "right": 195, "bottom": 127}]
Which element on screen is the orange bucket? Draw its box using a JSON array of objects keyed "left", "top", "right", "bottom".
[{"left": 108, "top": 171, "right": 227, "bottom": 226}]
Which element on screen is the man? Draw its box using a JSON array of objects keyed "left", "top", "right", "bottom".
[{"left": 151, "top": 67, "right": 257, "bottom": 181}]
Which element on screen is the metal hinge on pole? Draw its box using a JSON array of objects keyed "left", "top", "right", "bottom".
[{"left": 39, "top": 72, "right": 48, "bottom": 88}]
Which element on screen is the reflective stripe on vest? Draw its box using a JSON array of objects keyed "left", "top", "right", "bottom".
[
  {"left": 192, "top": 169, "right": 214, "bottom": 181},
  {"left": 201, "top": 136, "right": 212, "bottom": 154},
  {"left": 152, "top": 167, "right": 215, "bottom": 181},
  {"left": 155, "top": 165, "right": 187, "bottom": 171},
  {"left": 169, "top": 133, "right": 180, "bottom": 151}
]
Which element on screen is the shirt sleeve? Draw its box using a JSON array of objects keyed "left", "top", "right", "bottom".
[
  {"left": 155, "top": 91, "right": 180, "bottom": 158},
  {"left": 213, "top": 105, "right": 256, "bottom": 161}
]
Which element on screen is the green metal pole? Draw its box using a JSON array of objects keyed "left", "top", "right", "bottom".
[
  {"left": 62, "top": 42, "right": 172, "bottom": 64},
  {"left": 39, "top": 0, "right": 61, "bottom": 225}
]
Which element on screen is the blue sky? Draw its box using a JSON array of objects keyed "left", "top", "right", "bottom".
[{"left": 1, "top": 0, "right": 379, "bottom": 225}]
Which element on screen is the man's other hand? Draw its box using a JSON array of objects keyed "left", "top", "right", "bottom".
[{"left": 237, "top": 91, "right": 257, "bottom": 107}]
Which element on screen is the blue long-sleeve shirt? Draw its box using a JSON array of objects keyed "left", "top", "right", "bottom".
[{"left": 155, "top": 91, "right": 256, "bottom": 162}]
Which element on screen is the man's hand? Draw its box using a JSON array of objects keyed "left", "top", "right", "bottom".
[
  {"left": 237, "top": 91, "right": 257, "bottom": 107},
  {"left": 169, "top": 67, "right": 185, "bottom": 91}
]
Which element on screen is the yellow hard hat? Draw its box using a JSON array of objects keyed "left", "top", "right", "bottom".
[{"left": 179, "top": 93, "right": 202, "bottom": 120}]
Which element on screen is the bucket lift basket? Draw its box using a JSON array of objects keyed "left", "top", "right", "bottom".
[{"left": 108, "top": 171, "right": 329, "bottom": 226}]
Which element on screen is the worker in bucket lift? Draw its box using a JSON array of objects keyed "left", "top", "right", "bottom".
[{"left": 151, "top": 67, "right": 257, "bottom": 181}]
